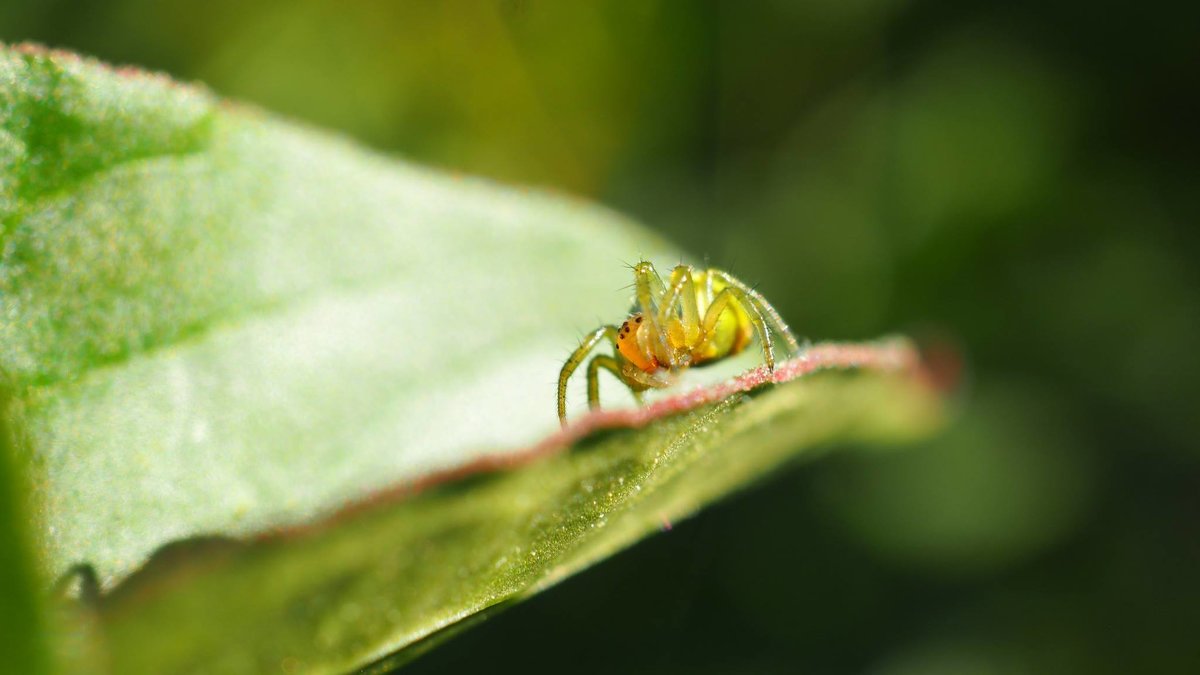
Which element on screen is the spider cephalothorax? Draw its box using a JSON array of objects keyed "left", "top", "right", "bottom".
[{"left": 557, "top": 261, "right": 800, "bottom": 425}]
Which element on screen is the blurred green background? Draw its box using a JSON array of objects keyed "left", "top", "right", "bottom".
[{"left": 5, "top": 1, "right": 1198, "bottom": 672}]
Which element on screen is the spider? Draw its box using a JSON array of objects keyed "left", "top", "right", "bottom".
[{"left": 557, "top": 261, "right": 801, "bottom": 426}]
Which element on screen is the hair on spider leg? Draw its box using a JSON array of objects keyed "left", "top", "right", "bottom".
[
  {"left": 619, "top": 254, "right": 653, "bottom": 273},
  {"left": 720, "top": 253, "right": 746, "bottom": 281},
  {"left": 563, "top": 321, "right": 587, "bottom": 344},
  {"left": 616, "top": 257, "right": 649, "bottom": 292}
]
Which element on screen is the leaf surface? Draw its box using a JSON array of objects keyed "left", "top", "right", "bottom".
[
  {"left": 95, "top": 344, "right": 942, "bottom": 674},
  {"left": 1, "top": 43, "right": 669, "bottom": 590}
]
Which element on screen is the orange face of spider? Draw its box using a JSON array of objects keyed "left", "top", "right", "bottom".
[{"left": 616, "top": 314, "right": 659, "bottom": 372}]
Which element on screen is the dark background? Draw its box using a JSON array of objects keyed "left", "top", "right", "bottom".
[{"left": 6, "top": 1, "right": 1198, "bottom": 672}]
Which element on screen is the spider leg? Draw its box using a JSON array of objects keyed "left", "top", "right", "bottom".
[
  {"left": 702, "top": 287, "right": 777, "bottom": 372},
  {"left": 633, "top": 262, "right": 674, "bottom": 365},
  {"left": 710, "top": 270, "right": 801, "bottom": 355},
  {"left": 558, "top": 325, "right": 621, "bottom": 426},
  {"left": 586, "top": 354, "right": 628, "bottom": 410},
  {"left": 658, "top": 265, "right": 701, "bottom": 349}
]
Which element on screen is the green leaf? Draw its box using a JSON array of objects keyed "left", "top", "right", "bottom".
[
  {"left": 94, "top": 346, "right": 941, "bottom": 674},
  {"left": 1, "top": 43, "right": 670, "bottom": 591},
  {"left": 1, "top": 44, "right": 946, "bottom": 672},
  {"left": 0, "top": 392, "right": 51, "bottom": 675}
]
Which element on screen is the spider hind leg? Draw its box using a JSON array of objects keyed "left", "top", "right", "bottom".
[
  {"left": 710, "top": 269, "right": 802, "bottom": 356},
  {"left": 586, "top": 354, "right": 626, "bottom": 410},
  {"left": 702, "top": 286, "right": 777, "bottom": 371},
  {"left": 558, "top": 325, "right": 621, "bottom": 425}
]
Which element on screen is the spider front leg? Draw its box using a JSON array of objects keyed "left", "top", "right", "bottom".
[
  {"left": 586, "top": 354, "right": 637, "bottom": 411},
  {"left": 558, "top": 325, "right": 621, "bottom": 426},
  {"left": 632, "top": 262, "right": 674, "bottom": 365},
  {"left": 710, "top": 270, "right": 802, "bottom": 355},
  {"left": 657, "top": 265, "right": 701, "bottom": 350}
]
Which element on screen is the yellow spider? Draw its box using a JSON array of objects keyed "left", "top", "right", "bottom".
[{"left": 557, "top": 261, "right": 801, "bottom": 426}]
